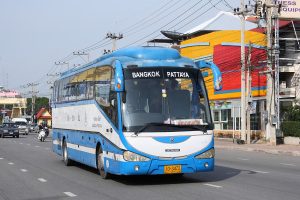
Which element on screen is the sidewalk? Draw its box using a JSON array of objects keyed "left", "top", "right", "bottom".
[{"left": 215, "top": 138, "right": 300, "bottom": 157}]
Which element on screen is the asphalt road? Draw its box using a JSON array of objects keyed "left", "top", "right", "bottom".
[{"left": 0, "top": 132, "right": 300, "bottom": 200}]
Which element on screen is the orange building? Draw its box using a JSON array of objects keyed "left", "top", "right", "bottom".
[{"left": 162, "top": 12, "right": 268, "bottom": 137}]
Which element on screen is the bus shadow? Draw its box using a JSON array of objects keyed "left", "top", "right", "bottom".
[
  {"left": 112, "top": 165, "right": 241, "bottom": 185},
  {"left": 70, "top": 162, "right": 261, "bottom": 186}
]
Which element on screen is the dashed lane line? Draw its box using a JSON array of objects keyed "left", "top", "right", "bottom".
[
  {"left": 38, "top": 178, "right": 47, "bottom": 183},
  {"left": 64, "top": 192, "right": 77, "bottom": 197},
  {"left": 20, "top": 169, "right": 28, "bottom": 172},
  {"left": 35, "top": 146, "right": 40, "bottom": 148},
  {"left": 0, "top": 158, "right": 3, "bottom": 160},
  {"left": 252, "top": 170, "right": 269, "bottom": 174},
  {"left": 203, "top": 183, "right": 223, "bottom": 188},
  {"left": 280, "top": 163, "right": 296, "bottom": 167},
  {"left": 8, "top": 162, "right": 14, "bottom": 165},
  {"left": 237, "top": 158, "right": 249, "bottom": 161}
]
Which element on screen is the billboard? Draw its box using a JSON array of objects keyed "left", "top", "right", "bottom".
[
  {"left": 255, "top": 0, "right": 300, "bottom": 20},
  {"left": 278, "top": 0, "right": 300, "bottom": 19}
]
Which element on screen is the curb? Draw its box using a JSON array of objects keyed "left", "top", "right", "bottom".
[{"left": 215, "top": 145, "right": 300, "bottom": 157}]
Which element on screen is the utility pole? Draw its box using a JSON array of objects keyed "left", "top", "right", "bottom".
[
  {"left": 27, "top": 83, "right": 39, "bottom": 123},
  {"left": 274, "top": 6, "right": 281, "bottom": 139},
  {"left": 106, "top": 32, "right": 123, "bottom": 51},
  {"left": 234, "top": 0, "right": 251, "bottom": 143},
  {"left": 246, "top": 42, "right": 252, "bottom": 144},
  {"left": 264, "top": 0, "right": 281, "bottom": 145}
]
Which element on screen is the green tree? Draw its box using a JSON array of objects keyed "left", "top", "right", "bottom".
[
  {"left": 26, "top": 97, "right": 50, "bottom": 115},
  {"left": 282, "top": 104, "right": 300, "bottom": 121}
]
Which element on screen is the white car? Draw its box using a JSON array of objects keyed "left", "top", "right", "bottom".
[{"left": 12, "top": 118, "right": 29, "bottom": 135}]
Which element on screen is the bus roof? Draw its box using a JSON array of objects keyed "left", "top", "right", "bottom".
[{"left": 60, "top": 46, "right": 196, "bottom": 79}]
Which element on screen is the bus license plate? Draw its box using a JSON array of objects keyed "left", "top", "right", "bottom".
[{"left": 164, "top": 165, "right": 181, "bottom": 174}]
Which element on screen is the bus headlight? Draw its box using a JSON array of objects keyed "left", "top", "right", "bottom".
[
  {"left": 123, "top": 151, "right": 150, "bottom": 162},
  {"left": 195, "top": 148, "right": 215, "bottom": 159}
]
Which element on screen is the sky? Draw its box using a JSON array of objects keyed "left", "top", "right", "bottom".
[{"left": 0, "top": 0, "right": 242, "bottom": 97}]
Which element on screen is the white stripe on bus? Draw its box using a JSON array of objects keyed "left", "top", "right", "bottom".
[
  {"left": 53, "top": 140, "right": 124, "bottom": 161},
  {"left": 67, "top": 142, "right": 95, "bottom": 154}
]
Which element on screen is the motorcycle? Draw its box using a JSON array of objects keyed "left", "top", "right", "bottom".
[{"left": 38, "top": 127, "right": 48, "bottom": 142}]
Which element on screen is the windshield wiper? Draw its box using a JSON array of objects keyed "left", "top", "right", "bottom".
[
  {"left": 186, "top": 124, "right": 209, "bottom": 133},
  {"left": 134, "top": 123, "right": 210, "bottom": 135},
  {"left": 134, "top": 123, "right": 166, "bottom": 136}
]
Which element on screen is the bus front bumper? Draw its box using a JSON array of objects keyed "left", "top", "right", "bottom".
[{"left": 105, "top": 157, "right": 214, "bottom": 175}]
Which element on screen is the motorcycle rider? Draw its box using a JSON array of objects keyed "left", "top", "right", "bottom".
[
  {"left": 39, "top": 123, "right": 49, "bottom": 136},
  {"left": 38, "top": 123, "right": 44, "bottom": 131}
]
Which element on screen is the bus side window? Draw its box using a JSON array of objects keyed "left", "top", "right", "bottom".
[
  {"left": 87, "top": 81, "right": 94, "bottom": 99},
  {"left": 108, "top": 91, "right": 118, "bottom": 127}
]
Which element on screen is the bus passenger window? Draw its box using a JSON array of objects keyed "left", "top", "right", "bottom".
[
  {"left": 95, "top": 83, "right": 110, "bottom": 106},
  {"left": 87, "top": 82, "right": 94, "bottom": 99}
]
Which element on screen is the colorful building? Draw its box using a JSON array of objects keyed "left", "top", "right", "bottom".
[
  {"left": 163, "top": 12, "right": 300, "bottom": 139},
  {"left": 0, "top": 86, "right": 27, "bottom": 121},
  {"left": 160, "top": 12, "right": 267, "bottom": 138},
  {"left": 36, "top": 108, "right": 52, "bottom": 127},
  {"left": 181, "top": 28, "right": 267, "bottom": 135}
]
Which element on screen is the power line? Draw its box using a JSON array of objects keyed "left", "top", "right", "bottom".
[
  {"left": 124, "top": 0, "right": 192, "bottom": 37},
  {"left": 122, "top": 0, "right": 181, "bottom": 34},
  {"left": 123, "top": 0, "right": 210, "bottom": 47}
]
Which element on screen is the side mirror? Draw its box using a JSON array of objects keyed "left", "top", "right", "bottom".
[
  {"left": 111, "top": 99, "right": 116, "bottom": 107},
  {"left": 114, "top": 60, "right": 124, "bottom": 92}
]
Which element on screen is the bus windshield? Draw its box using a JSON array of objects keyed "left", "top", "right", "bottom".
[{"left": 122, "top": 67, "right": 212, "bottom": 132}]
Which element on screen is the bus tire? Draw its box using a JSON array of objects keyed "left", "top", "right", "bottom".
[
  {"left": 96, "top": 146, "right": 110, "bottom": 179},
  {"left": 62, "top": 140, "right": 72, "bottom": 166}
]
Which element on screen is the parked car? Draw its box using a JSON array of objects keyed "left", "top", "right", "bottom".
[{"left": 0, "top": 122, "right": 19, "bottom": 138}]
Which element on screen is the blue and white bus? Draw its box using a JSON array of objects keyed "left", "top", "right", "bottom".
[{"left": 52, "top": 46, "right": 214, "bottom": 179}]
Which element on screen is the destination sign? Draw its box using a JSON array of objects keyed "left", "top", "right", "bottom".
[
  {"left": 166, "top": 71, "right": 190, "bottom": 78},
  {"left": 125, "top": 68, "right": 196, "bottom": 79},
  {"left": 132, "top": 71, "right": 161, "bottom": 78}
]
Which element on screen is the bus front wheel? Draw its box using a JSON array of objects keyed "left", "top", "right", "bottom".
[
  {"left": 62, "top": 140, "right": 72, "bottom": 166},
  {"left": 97, "top": 146, "right": 110, "bottom": 179}
]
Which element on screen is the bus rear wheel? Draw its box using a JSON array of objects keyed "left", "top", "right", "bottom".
[
  {"left": 62, "top": 140, "right": 72, "bottom": 166},
  {"left": 97, "top": 147, "right": 110, "bottom": 179}
]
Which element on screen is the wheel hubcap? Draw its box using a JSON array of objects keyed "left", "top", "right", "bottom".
[{"left": 64, "top": 145, "right": 67, "bottom": 161}]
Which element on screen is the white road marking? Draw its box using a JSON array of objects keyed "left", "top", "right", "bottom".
[
  {"left": 35, "top": 145, "right": 40, "bottom": 148},
  {"left": 64, "top": 192, "right": 77, "bottom": 197},
  {"left": 26, "top": 144, "right": 31, "bottom": 146},
  {"left": 280, "top": 163, "right": 296, "bottom": 167},
  {"left": 38, "top": 178, "right": 47, "bottom": 183},
  {"left": 252, "top": 170, "right": 269, "bottom": 174},
  {"left": 19, "top": 142, "right": 23, "bottom": 144},
  {"left": 45, "top": 147, "right": 50, "bottom": 150},
  {"left": 203, "top": 183, "right": 223, "bottom": 188},
  {"left": 8, "top": 162, "right": 14, "bottom": 165},
  {"left": 238, "top": 158, "right": 249, "bottom": 161},
  {"left": 0, "top": 158, "right": 3, "bottom": 160},
  {"left": 20, "top": 169, "right": 28, "bottom": 172}
]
